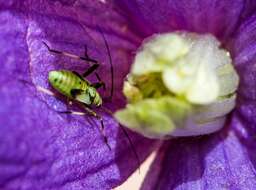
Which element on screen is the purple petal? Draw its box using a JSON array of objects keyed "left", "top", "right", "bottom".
[
  {"left": 0, "top": 1, "right": 156, "bottom": 189},
  {"left": 231, "top": 14, "right": 256, "bottom": 125},
  {"left": 114, "top": 0, "right": 254, "bottom": 40},
  {"left": 141, "top": 116, "right": 256, "bottom": 190}
]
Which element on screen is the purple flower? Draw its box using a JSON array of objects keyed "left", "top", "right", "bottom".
[{"left": 1, "top": 0, "right": 256, "bottom": 189}]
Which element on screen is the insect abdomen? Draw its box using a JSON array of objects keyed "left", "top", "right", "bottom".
[{"left": 49, "top": 70, "right": 85, "bottom": 98}]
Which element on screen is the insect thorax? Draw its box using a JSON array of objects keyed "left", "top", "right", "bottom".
[{"left": 76, "top": 87, "right": 102, "bottom": 106}]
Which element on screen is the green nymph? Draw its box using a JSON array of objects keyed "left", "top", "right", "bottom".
[{"left": 114, "top": 32, "right": 239, "bottom": 139}]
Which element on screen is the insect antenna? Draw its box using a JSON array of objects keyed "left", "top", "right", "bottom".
[
  {"left": 99, "top": 119, "right": 111, "bottom": 150},
  {"left": 97, "top": 27, "right": 114, "bottom": 102},
  {"left": 100, "top": 106, "right": 141, "bottom": 172},
  {"left": 96, "top": 27, "right": 141, "bottom": 171},
  {"left": 119, "top": 125, "right": 141, "bottom": 173},
  {"left": 100, "top": 106, "right": 113, "bottom": 115}
]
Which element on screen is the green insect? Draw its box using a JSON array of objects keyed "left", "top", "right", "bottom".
[
  {"left": 43, "top": 40, "right": 112, "bottom": 149},
  {"left": 41, "top": 29, "right": 140, "bottom": 168},
  {"left": 48, "top": 69, "right": 103, "bottom": 107}
]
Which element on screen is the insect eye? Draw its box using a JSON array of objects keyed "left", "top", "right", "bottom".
[
  {"left": 79, "top": 81, "right": 82, "bottom": 84},
  {"left": 54, "top": 78, "right": 57, "bottom": 82}
]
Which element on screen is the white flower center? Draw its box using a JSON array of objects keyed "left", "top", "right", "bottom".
[{"left": 115, "top": 32, "right": 239, "bottom": 138}]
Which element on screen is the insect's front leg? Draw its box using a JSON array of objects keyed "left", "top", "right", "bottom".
[
  {"left": 82, "top": 63, "right": 100, "bottom": 77},
  {"left": 91, "top": 73, "right": 106, "bottom": 90},
  {"left": 82, "top": 44, "right": 100, "bottom": 77},
  {"left": 83, "top": 45, "right": 106, "bottom": 89},
  {"left": 81, "top": 62, "right": 106, "bottom": 90},
  {"left": 96, "top": 73, "right": 106, "bottom": 90}
]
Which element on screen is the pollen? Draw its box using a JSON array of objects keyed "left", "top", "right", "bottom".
[{"left": 115, "top": 32, "right": 239, "bottom": 138}]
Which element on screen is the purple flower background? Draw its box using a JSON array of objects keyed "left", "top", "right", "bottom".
[{"left": 1, "top": 0, "right": 256, "bottom": 189}]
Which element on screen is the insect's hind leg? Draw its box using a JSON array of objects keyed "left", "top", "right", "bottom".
[{"left": 42, "top": 41, "right": 97, "bottom": 63}]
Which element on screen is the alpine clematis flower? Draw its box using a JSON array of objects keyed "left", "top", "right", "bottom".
[{"left": 1, "top": 1, "right": 256, "bottom": 190}]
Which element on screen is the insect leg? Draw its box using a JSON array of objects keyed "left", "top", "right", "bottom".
[
  {"left": 19, "top": 79, "right": 78, "bottom": 114},
  {"left": 82, "top": 45, "right": 105, "bottom": 90},
  {"left": 61, "top": 104, "right": 111, "bottom": 150},
  {"left": 91, "top": 82, "right": 105, "bottom": 89},
  {"left": 82, "top": 63, "right": 100, "bottom": 77},
  {"left": 82, "top": 105, "right": 111, "bottom": 150},
  {"left": 66, "top": 98, "right": 73, "bottom": 111},
  {"left": 91, "top": 73, "right": 106, "bottom": 90},
  {"left": 119, "top": 125, "right": 141, "bottom": 173},
  {"left": 58, "top": 110, "right": 87, "bottom": 116},
  {"left": 81, "top": 45, "right": 102, "bottom": 78},
  {"left": 42, "top": 41, "right": 97, "bottom": 63},
  {"left": 36, "top": 86, "right": 77, "bottom": 112},
  {"left": 99, "top": 105, "right": 141, "bottom": 171},
  {"left": 84, "top": 45, "right": 89, "bottom": 62}
]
